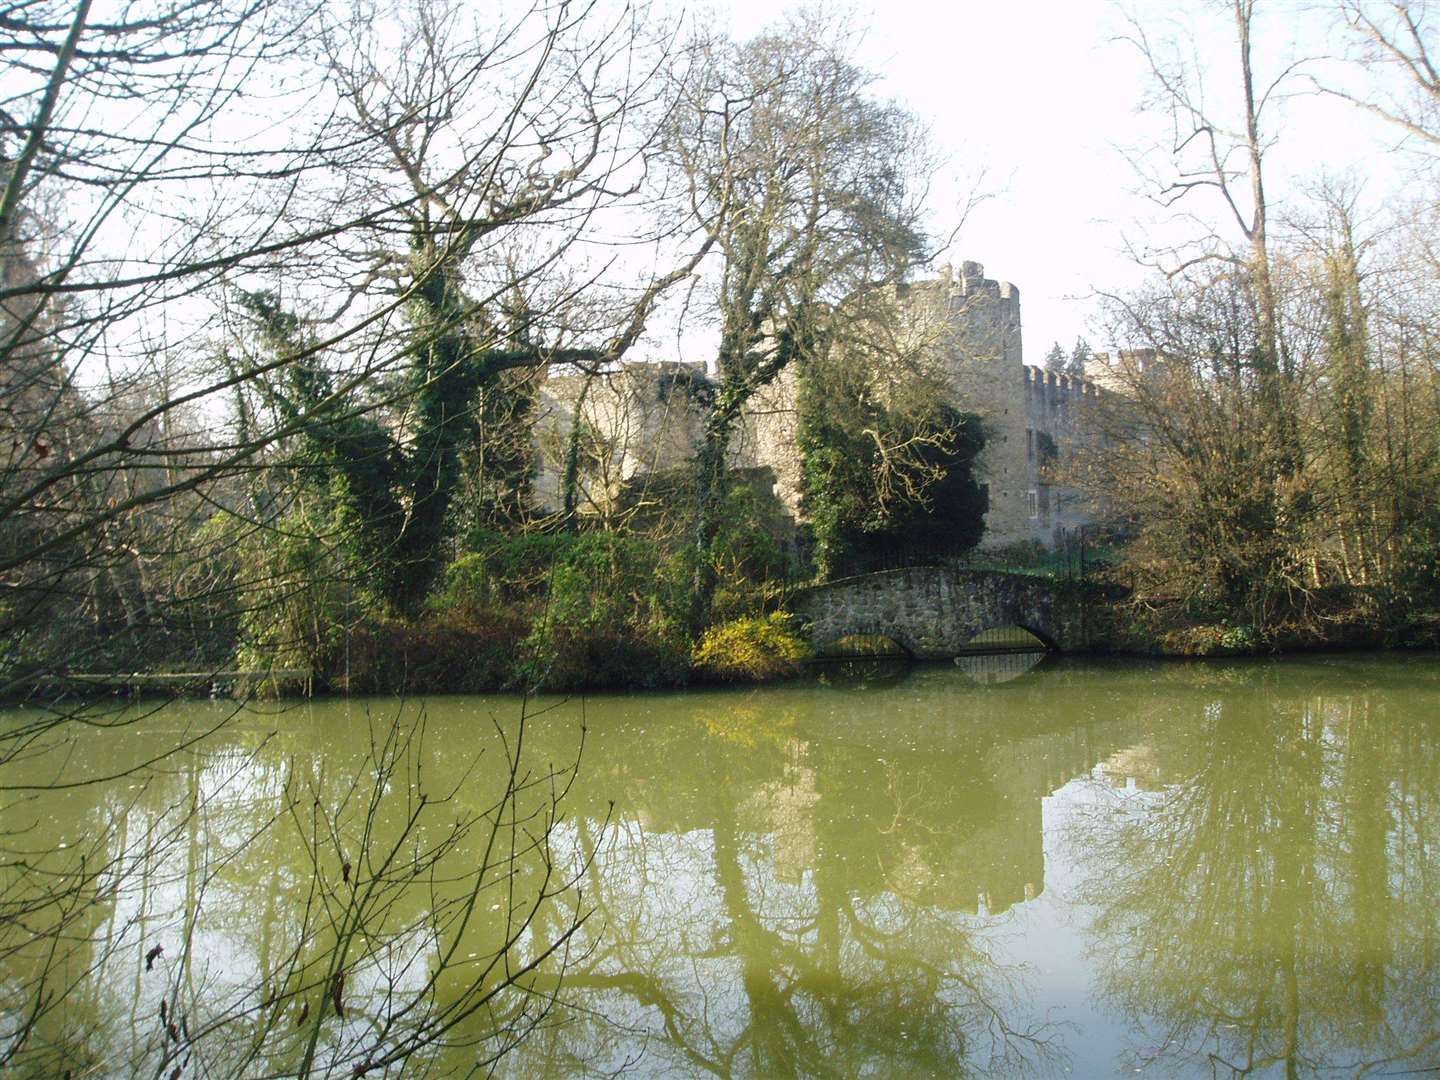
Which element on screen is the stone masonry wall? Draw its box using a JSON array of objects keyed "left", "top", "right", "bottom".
[
  {"left": 791, "top": 566, "right": 1090, "bottom": 658},
  {"left": 896, "top": 261, "right": 1029, "bottom": 548},
  {"left": 531, "top": 260, "right": 1107, "bottom": 548},
  {"left": 1022, "top": 366, "right": 1103, "bottom": 547}
]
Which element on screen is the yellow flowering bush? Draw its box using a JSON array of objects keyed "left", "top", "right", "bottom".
[{"left": 691, "top": 612, "right": 812, "bottom": 682}]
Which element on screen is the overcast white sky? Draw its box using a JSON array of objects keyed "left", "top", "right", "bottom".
[{"left": 687, "top": 0, "right": 1429, "bottom": 364}]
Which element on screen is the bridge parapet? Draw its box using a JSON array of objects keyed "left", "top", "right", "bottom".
[{"left": 791, "top": 566, "right": 1089, "bottom": 659}]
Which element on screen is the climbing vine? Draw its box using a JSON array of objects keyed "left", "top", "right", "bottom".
[{"left": 797, "top": 352, "right": 987, "bottom": 579}]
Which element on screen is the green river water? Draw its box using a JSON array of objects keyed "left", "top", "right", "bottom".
[{"left": 2, "top": 652, "right": 1439, "bottom": 1078}]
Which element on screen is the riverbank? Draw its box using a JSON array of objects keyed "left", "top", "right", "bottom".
[
  {"left": 32, "top": 614, "right": 1439, "bottom": 704},
  {"left": 15, "top": 552, "right": 1438, "bottom": 702},
  {"left": 1090, "top": 593, "right": 1440, "bottom": 659}
]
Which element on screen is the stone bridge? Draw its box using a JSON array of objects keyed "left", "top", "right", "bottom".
[{"left": 790, "top": 566, "right": 1091, "bottom": 659}]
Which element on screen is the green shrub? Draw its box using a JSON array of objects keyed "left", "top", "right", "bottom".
[
  {"left": 522, "top": 619, "right": 691, "bottom": 691},
  {"left": 710, "top": 481, "right": 793, "bottom": 584},
  {"left": 440, "top": 532, "right": 581, "bottom": 605},
  {"left": 444, "top": 530, "right": 692, "bottom": 608},
  {"left": 1158, "top": 621, "right": 1263, "bottom": 657},
  {"left": 228, "top": 512, "right": 368, "bottom": 690},
  {"left": 330, "top": 605, "right": 530, "bottom": 694},
  {"left": 518, "top": 545, "right": 693, "bottom": 691},
  {"left": 691, "top": 612, "right": 812, "bottom": 683}
]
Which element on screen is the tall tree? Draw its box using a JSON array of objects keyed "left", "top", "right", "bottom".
[
  {"left": 186, "top": 0, "right": 712, "bottom": 623},
  {"left": 1122, "top": 1, "right": 1295, "bottom": 425},
  {"left": 1091, "top": 1, "right": 1321, "bottom": 630},
  {"left": 662, "top": 14, "right": 934, "bottom": 626}
]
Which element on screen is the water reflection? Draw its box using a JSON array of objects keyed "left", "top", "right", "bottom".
[
  {"left": 953, "top": 650, "right": 1048, "bottom": 685},
  {"left": 3, "top": 656, "right": 1439, "bottom": 1077},
  {"left": 1068, "top": 664, "right": 1440, "bottom": 1076},
  {"left": 0, "top": 709, "right": 584, "bottom": 1078},
  {"left": 810, "top": 656, "right": 912, "bottom": 688},
  {"left": 524, "top": 712, "right": 1065, "bottom": 1077}
]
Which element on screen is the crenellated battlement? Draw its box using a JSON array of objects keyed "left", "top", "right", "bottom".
[
  {"left": 930, "top": 260, "right": 1022, "bottom": 307},
  {"left": 1024, "top": 365, "right": 1098, "bottom": 399},
  {"left": 901, "top": 261, "right": 1021, "bottom": 312},
  {"left": 533, "top": 257, "right": 1107, "bottom": 552}
]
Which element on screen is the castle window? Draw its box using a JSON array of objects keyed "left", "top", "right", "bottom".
[
  {"left": 1027, "top": 489, "right": 1039, "bottom": 518},
  {"left": 1026, "top": 428, "right": 1034, "bottom": 462},
  {"left": 1036, "top": 431, "right": 1058, "bottom": 467}
]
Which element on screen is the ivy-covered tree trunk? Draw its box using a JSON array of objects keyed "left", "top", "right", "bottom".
[
  {"left": 560, "top": 374, "right": 596, "bottom": 532},
  {"left": 796, "top": 361, "right": 874, "bottom": 580},
  {"left": 1321, "top": 221, "right": 1372, "bottom": 586},
  {"left": 688, "top": 414, "right": 734, "bottom": 634},
  {"left": 389, "top": 236, "right": 484, "bottom": 612},
  {"left": 239, "top": 236, "right": 490, "bottom": 618}
]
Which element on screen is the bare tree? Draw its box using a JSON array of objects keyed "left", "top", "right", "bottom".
[
  {"left": 1079, "top": 2, "right": 1360, "bottom": 633},
  {"left": 1326, "top": 0, "right": 1440, "bottom": 148},
  {"left": 661, "top": 12, "right": 936, "bottom": 626},
  {"left": 0, "top": 1, "right": 690, "bottom": 1073},
  {"left": 1118, "top": 1, "right": 1306, "bottom": 392}
]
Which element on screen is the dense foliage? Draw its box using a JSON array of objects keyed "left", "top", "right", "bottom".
[
  {"left": 798, "top": 353, "right": 987, "bottom": 579},
  {"left": 691, "top": 612, "right": 813, "bottom": 682}
]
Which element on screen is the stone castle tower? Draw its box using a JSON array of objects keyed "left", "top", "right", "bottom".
[
  {"left": 896, "top": 260, "right": 1030, "bottom": 547},
  {"left": 538, "top": 259, "right": 1101, "bottom": 550}
]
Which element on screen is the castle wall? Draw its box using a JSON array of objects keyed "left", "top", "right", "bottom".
[
  {"left": 535, "top": 361, "right": 707, "bottom": 519},
  {"left": 731, "top": 368, "right": 803, "bottom": 513},
  {"left": 531, "top": 260, "right": 1105, "bottom": 550},
  {"left": 1022, "top": 366, "right": 1103, "bottom": 547}
]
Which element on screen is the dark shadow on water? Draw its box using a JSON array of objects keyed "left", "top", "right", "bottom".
[
  {"left": 806, "top": 650, "right": 1055, "bottom": 690},
  {"left": 808, "top": 656, "right": 913, "bottom": 689}
]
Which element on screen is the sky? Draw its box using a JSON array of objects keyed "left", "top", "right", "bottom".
[{"left": 691, "top": 0, "right": 1430, "bottom": 365}]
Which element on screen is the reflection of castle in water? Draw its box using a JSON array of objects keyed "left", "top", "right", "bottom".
[
  {"left": 1094, "top": 742, "right": 1166, "bottom": 791},
  {"left": 738, "top": 742, "right": 819, "bottom": 885},
  {"left": 505, "top": 671, "right": 1175, "bottom": 1078},
  {"left": 587, "top": 676, "right": 1152, "bottom": 920}
]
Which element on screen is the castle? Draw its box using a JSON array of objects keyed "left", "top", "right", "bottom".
[{"left": 535, "top": 261, "right": 1105, "bottom": 550}]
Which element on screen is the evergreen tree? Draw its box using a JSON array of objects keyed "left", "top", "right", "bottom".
[
  {"left": 1044, "top": 341, "right": 1067, "bottom": 372},
  {"left": 1068, "top": 337, "right": 1092, "bottom": 378}
]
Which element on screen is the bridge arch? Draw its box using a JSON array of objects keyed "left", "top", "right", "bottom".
[
  {"left": 812, "top": 625, "right": 918, "bottom": 659},
  {"left": 959, "top": 623, "right": 1058, "bottom": 654}
]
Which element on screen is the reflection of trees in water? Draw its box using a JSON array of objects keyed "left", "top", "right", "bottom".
[
  {"left": 1072, "top": 688, "right": 1440, "bottom": 1076},
  {"left": 0, "top": 715, "right": 297, "bottom": 1077},
  {"left": 0, "top": 703, "right": 589, "bottom": 1078},
  {"left": 509, "top": 712, "right": 1065, "bottom": 1079},
  {"left": 812, "top": 657, "right": 913, "bottom": 688}
]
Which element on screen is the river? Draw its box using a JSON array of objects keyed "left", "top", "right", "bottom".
[{"left": 2, "top": 652, "right": 1438, "bottom": 1078}]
